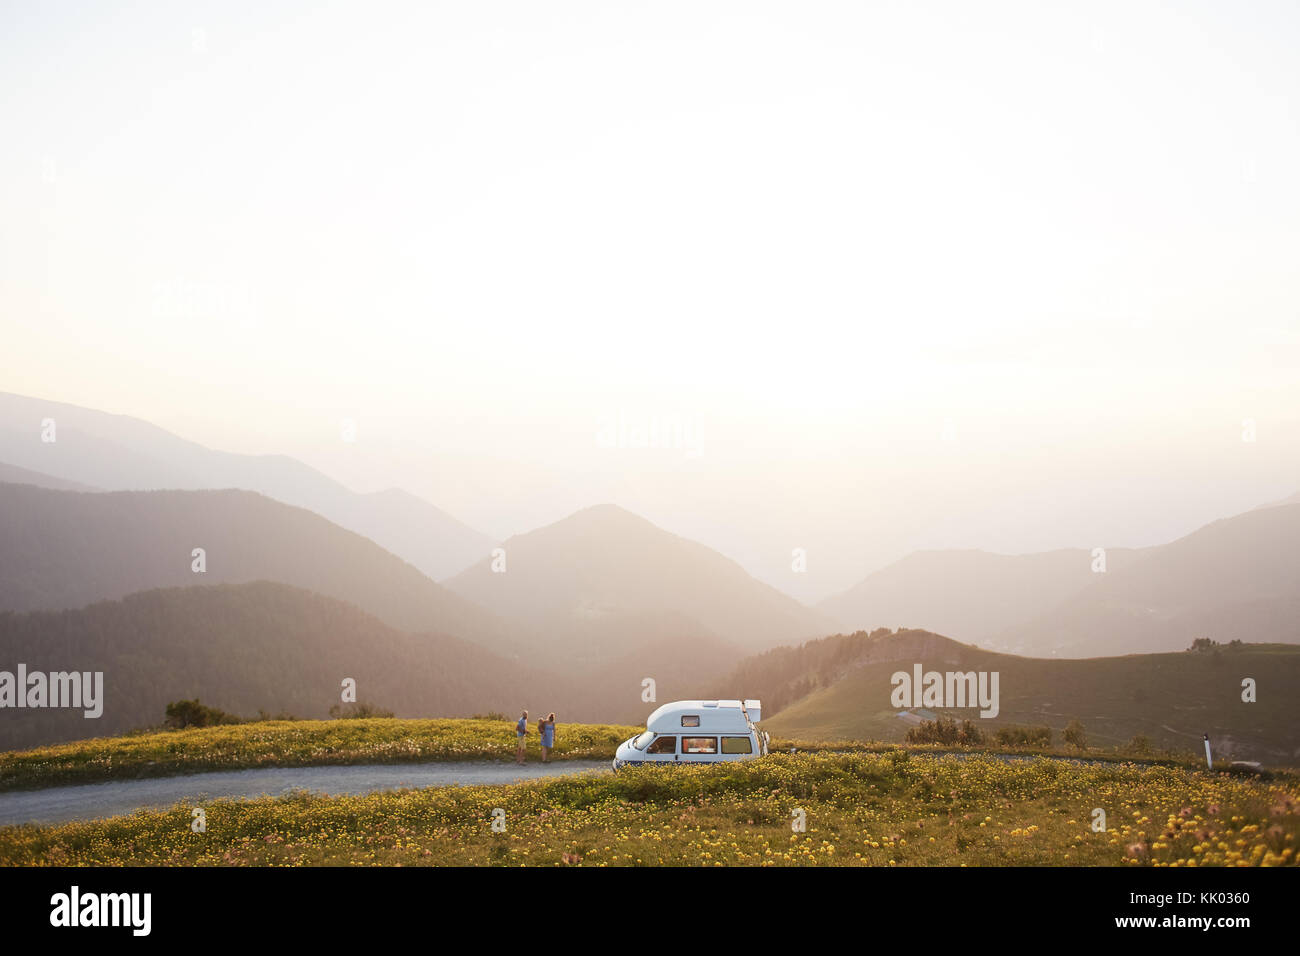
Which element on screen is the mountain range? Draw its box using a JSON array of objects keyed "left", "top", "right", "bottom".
[
  {"left": 819, "top": 547, "right": 1145, "bottom": 646},
  {"left": 0, "top": 482, "right": 506, "bottom": 647},
  {"left": 446, "top": 503, "right": 837, "bottom": 658},
  {"left": 0, "top": 391, "right": 492, "bottom": 581},
  {"left": 820, "top": 503, "right": 1300, "bottom": 657},
  {"left": 1001, "top": 503, "right": 1300, "bottom": 657},
  {"left": 0, "top": 390, "right": 1296, "bottom": 755}
]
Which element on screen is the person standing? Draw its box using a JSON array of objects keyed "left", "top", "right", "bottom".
[
  {"left": 515, "top": 710, "right": 529, "bottom": 764},
  {"left": 541, "top": 712, "right": 557, "bottom": 762}
]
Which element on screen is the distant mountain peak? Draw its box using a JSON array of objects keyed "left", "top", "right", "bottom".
[
  {"left": 447, "top": 501, "right": 835, "bottom": 655},
  {"left": 541, "top": 502, "right": 654, "bottom": 528}
]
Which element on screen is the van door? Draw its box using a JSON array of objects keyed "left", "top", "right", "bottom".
[{"left": 644, "top": 734, "right": 678, "bottom": 762}]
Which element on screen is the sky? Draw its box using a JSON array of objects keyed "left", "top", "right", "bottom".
[{"left": 2, "top": 0, "right": 1298, "bottom": 601}]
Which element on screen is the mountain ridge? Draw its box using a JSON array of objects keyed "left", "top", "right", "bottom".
[
  {"left": 0, "top": 482, "right": 508, "bottom": 648},
  {"left": 819, "top": 501, "right": 1300, "bottom": 657},
  {"left": 0, "top": 391, "right": 492, "bottom": 580},
  {"left": 446, "top": 502, "right": 838, "bottom": 656}
]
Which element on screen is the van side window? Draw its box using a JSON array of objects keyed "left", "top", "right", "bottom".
[
  {"left": 646, "top": 735, "right": 677, "bottom": 755},
  {"left": 681, "top": 715, "right": 700, "bottom": 727},
  {"left": 721, "top": 736, "right": 753, "bottom": 754},
  {"left": 681, "top": 736, "right": 718, "bottom": 754}
]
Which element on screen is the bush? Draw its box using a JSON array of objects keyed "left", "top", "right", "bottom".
[
  {"left": 886, "top": 747, "right": 911, "bottom": 768},
  {"left": 255, "top": 709, "right": 300, "bottom": 721},
  {"left": 328, "top": 702, "right": 394, "bottom": 719},
  {"left": 994, "top": 725, "right": 1053, "bottom": 748},
  {"left": 164, "top": 699, "right": 243, "bottom": 729},
  {"left": 1126, "top": 734, "right": 1152, "bottom": 755},
  {"left": 906, "top": 717, "right": 986, "bottom": 746},
  {"left": 1062, "top": 719, "right": 1087, "bottom": 750}
]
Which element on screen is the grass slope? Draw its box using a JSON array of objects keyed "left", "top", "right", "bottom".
[
  {"left": 0, "top": 718, "right": 640, "bottom": 792},
  {"left": 758, "top": 634, "right": 1300, "bottom": 764},
  {"left": 1, "top": 752, "right": 1295, "bottom": 867}
]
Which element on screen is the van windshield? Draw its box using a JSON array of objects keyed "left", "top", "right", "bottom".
[{"left": 632, "top": 730, "right": 655, "bottom": 750}]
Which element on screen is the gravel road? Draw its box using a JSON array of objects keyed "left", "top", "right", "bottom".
[{"left": 0, "top": 760, "right": 611, "bottom": 827}]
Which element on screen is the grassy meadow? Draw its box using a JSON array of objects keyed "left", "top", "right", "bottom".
[
  {"left": 0, "top": 718, "right": 640, "bottom": 792},
  {"left": 1, "top": 751, "right": 1296, "bottom": 867},
  {"left": 0, "top": 716, "right": 1206, "bottom": 794},
  {"left": 761, "top": 641, "right": 1300, "bottom": 763}
]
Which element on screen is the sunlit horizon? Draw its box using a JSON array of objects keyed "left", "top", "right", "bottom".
[{"left": 4, "top": 1, "right": 1299, "bottom": 600}]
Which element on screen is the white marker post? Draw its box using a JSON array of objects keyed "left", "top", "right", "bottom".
[{"left": 1203, "top": 733, "right": 1212, "bottom": 769}]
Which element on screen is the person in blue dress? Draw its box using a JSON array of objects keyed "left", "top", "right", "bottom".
[{"left": 540, "top": 712, "right": 556, "bottom": 762}]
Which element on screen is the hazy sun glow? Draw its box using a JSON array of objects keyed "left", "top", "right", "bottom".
[{"left": 3, "top": 0, "right": 1298, "bottom": 598}]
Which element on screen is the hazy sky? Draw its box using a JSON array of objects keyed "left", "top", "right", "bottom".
[{"left": 3, "top": 1, "right": 1298, "bottom": 600}]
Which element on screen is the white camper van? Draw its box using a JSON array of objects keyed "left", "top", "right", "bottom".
[{"left": 612, "top": 699, "right": 768, "bottom": 769}]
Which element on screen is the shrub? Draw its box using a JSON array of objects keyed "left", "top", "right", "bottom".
[
  {"left": 994, "top": 725, "right": 1053, "bottom": 748},
  {"left": 255, "top": 709, "right": 300, "bottom": 721},
  {"left": 164, "top": 699, "right": 243, "bottom": 729},
  {"left": 1063, "top": 719, "right": 1088, "bottom": 750},
  {"left": 328, "top": 702, "right": 394, "bottom": 719},
  {"left": 906, "top": 717, "right": 986, "bottom": 746}
]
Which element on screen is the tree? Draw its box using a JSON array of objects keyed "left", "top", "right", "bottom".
[{"left": 164, "top": 699, "right": 242, "bottom": 729}]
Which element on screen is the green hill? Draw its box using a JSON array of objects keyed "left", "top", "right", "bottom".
[
  {"left": 0, "top": 717, "right": 640, "bottom": 791},
  {"left": 0, "top": 581, "right": 540, "bottom": 749},
  {"left": 745, "top": 629, "right": 1300, "bottom": 764}
]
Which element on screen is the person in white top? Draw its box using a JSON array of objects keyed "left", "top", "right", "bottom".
[{"left": 515, "top": 710, "right": 529, "bottom": 764}]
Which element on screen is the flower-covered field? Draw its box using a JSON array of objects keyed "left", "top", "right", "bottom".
[
  {"left": 2, "top": 751, "right": 1294, "bottom": 867},
  {"left": 0, "top": 718, "right": 640, "bottom": 792}
]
